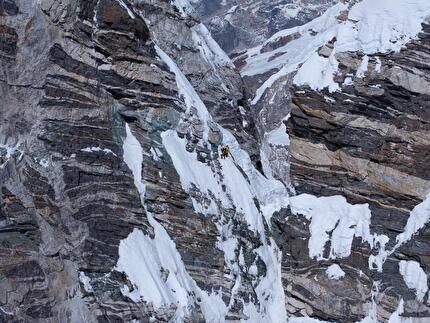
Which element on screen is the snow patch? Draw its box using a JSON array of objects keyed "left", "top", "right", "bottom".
[
  {"left": 336, "top": 0, "right": 430, "bottom": 54},
  {"left": 123, "top": 124, "right": 145, "bottom": 204},
  {"left": 395, "top": 194, "right": 430, "bottom": 248},
  {"left": 116, "top": 216, "right": 228, "bottom": 321},
  {"left": 369, "top": 194, "right": 430, "bottom": 272},
  {"left": 399, "top": 260, "right": 428, "bottom": 301},
  {"left": 356, "top": 55, "right": 369, "bottom": 78},
  {"left": 0, "top": 142, "right": 23, "bottom": 168},
  {"left": 81, "top": 146, "right": 117, "bottom": 156},
  {"left": 343, "top": 76, "right": 354, "bottom": 86},
  {"left": 79, "top": 272, "right": 93, "bottom": 292},
  {"left": 374, "top": 57, "right": 382, "bottom": 73},
  {"left": 149, "top": 147, "right": 162, "bottom": 161},
  {"left": 289, "top": 194, "right": 387, "bottom": 260},
  {"left": 326, "top": 264, "right": 345, "bottom": 280},
  {"left": 266, "top": 123, "right": 290, "bottom": 147},
  {"left": 173, "top": 0, "right": 194, "bottom": 16},
  {"left": 294, "top": 51, "right": 340, "bottom": 93}
]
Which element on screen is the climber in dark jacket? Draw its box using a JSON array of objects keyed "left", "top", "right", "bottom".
[{"left": 220, "top": 145, "right": 231, "bottom": 159}]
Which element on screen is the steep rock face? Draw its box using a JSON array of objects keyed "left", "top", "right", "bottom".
[
  {"left": 281, "top": 23, "right": 430, "bottom": 321},
  {"left": 2, "top": 0, "right": 430, "bottom": 322},
  {"left": 235, "top": 0, "right": 430, "bottom": 321},
  {"left": 0, "top": 0, "right": 281, "bottom": 321},
  {"left": 191, "top": 0, "right": 338, "bottom": 54}
]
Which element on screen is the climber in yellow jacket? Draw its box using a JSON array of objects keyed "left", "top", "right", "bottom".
[{"left": 220, "top": 145, "right": 231, "bottom": 159}]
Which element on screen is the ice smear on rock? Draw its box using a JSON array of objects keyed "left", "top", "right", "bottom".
[
  {"left": 161, "top": 130, "right": 229, "bottom": 215},
  {"left": 123, "top": 123, "right": 145, "bottom": 204},
  {"left": 79, "top": 272, "right": 93, "bottom": 292},
  {"left": 355, "top": 55, "right": 369, "bottom": 78},
  {"left": 191, "top": 23, "right": 233, "bottom": 69},
  {"left": 81, "top": 146, "right": 116, "bottom": 156},
  {"left": 0, "top": 142, "right": 23, "bottom": 168},
  {"left": 387, "top": 299, "right": 405, "bottom": 323}
]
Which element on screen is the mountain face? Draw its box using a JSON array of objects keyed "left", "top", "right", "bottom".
[
  {"left": 190, "top": 0, "right": 338, "bottom": 54},
  {"left": 0, "top": 1, "right": 429, "bottom": 323}
]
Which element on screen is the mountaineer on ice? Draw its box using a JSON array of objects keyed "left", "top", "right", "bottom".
[{"left": 220, "top": 145, "right": 231, "bottom": 159}]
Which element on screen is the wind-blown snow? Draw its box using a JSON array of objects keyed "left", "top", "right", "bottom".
[
  {"left": 123, "top": 123, "right": 145, "bottom": 204},
  {"left": 399, "top": 260, "right": 428, "bottom": 301},
  {"left": 289, "top": 194, "right": 387, "bottom": 260},
  {"left": 326, "top": 264, "right": 345, "bottom": 280}
]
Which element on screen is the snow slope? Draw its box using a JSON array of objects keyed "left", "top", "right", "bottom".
[{"left": 241, "top": 0, "right": 430, "bottom": 103}]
